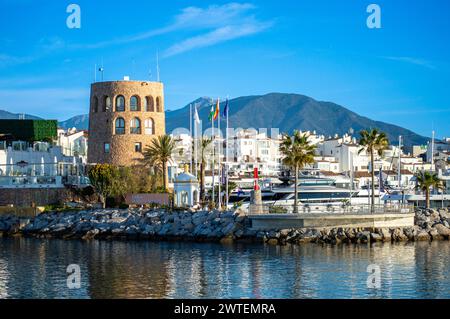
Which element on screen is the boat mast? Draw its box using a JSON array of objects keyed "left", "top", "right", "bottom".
[
  {"left": 398, "top": 135, "right": 402, "bottom": 188},
  {"left": 431, "top": 130, "right": 435, "bottom": 171}
]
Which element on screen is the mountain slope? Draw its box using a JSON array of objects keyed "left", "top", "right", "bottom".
[
  {"left": 58, "top": 114, "right": 89, "bottom": 130},
  {"left": 1, "top": 92, "right": 430, "bottom": 147},
  {"left": 166, "top": 93, "right": 430, "bottom": 146},
  {"left": 0, "top": 109, "right": 42, "bottom": 120}
]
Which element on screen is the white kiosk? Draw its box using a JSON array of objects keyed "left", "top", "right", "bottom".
[{"left": 174, "top": 165, "right": 199, "bottom": 208}]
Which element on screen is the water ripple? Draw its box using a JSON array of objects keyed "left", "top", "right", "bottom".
[{"left": 0, "top": 238, "right": 449, "bottom": 299}]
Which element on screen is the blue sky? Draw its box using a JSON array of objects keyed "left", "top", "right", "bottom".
[{"left": 0, "top": 0, "right": 449, "bottom": 138}]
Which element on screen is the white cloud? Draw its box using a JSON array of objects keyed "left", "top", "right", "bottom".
[
  {"left": 163, "top": 22, "right": 272, "bottom": 57},
  {"left": 1, "top": 3, "right": 272, "bottom": 68},
  {"left": 75, "top": 2, "right": 258, "bottom": 49},
  {"left": 72, "top": 2, "right": 271, "bottom": 56},
  {"left": 381, "top": 56, "right": 436, "bottom": 69}
]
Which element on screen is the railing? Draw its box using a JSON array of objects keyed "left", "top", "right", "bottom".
[{"left": 245, "top": 203, "right": 414, "bottom": 215}]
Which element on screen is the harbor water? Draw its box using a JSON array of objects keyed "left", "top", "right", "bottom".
[{"left": 0, "top": 238, "right": 449, "bottom": 299}]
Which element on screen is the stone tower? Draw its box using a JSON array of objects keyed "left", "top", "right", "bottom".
[{"left": 87, "top": 80, "right": 166, "bottom": 166}]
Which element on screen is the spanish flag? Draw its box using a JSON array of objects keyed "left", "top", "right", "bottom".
[
  {"left": 209, "top": 98, "right": 220, "bottom": 121},
  {"left": 213, "top": 98, "right": 220, "bottom": 121}
]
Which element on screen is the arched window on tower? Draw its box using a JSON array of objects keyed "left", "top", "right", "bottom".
[
  {"left": 116, "top": 95, "right": 125, "bottom": 112},
  {"left": 115, "top": 117, "right": 125, "bottom": 135},
  {"left": 130, "top": 117, "right": 141, "bottom": 134},
  {"left": 156, "top": 96, "right": 162, "bottom": 112},
  {"left": 104, "top": 96, "right": 111, "bottom": 112},
  {"left": 130, "top": 96, "right": 140, "bottom": 111},
  {"left": 144, "top": 119, "right": 154, "bottom": 135},
  {"left": 93, "top": 96, "right": 99, "bottom": 113},
  {"left": 145, "top": 96, "right": 154, "bottom": 112}
]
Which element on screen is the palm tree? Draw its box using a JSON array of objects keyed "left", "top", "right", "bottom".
[
  {"left": 279, "top": 131, "right": 316, "bottom": 213},
  {"left": 199, "top": 138, "right": 212, "bottom": 203},
  {"left": 142, "top": 135, "right": 176, "bottom": 192},
  {"left": 415, "top": 171, "right": 444, "bottom": 208},
  {"left": 358, "top": 128, "right": 389, "bottom": 211}
]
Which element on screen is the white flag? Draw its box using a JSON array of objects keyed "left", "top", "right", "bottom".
[{"left": 194, "top": 105, "right": 200, "bottom": 124}]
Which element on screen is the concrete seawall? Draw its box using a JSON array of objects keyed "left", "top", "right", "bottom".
[
  {"left": 0, "top": 208, "right": 449, "bottom": 245},
  {"left": 248, "top": 213, "right": 415, "bottom": 230}
]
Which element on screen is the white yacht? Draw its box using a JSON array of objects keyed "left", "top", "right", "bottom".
[
  {"left": 382, "top": 190, "right": 450, "bottom": 208},
  {"left": 228, "top": 174, "right": 371, "bottom": 210}
]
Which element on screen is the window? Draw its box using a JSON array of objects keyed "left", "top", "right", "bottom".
[
  {"left": 104, "top": 143, "right": 110, "bottom": 153},
  {"left": 12, "top": 141, "right": 27, "bottom": 151},
  {"left": 130, "top": 96, "right": 140, "bottom": 111},
  {"left": 115, "top": 117, "right": 125, "bottom": 135},
  {"left": 144, "top": 119, "right": 154, "bottom": 135},
  {"left": 104, "top": 96, "right": 111, "bottom": 112},
  {"left": 93, "top": 96, "right": 99, "bottom": 113},
  {"left": 134, "top": 142, "right": 142, "bottom": 152},
  {"left": 130, "top": 117, "right": 141, "bottom": 134},
  {"left": 145, "top": 96, "right": 154, "bottom": 112},
  {"left": 116, "top": 95, "right": 125, "bottom": 112},
  {"left": 181, "top": 191, "right": 188, "bottom": 206},
  {"left": 156, "top": 96, "right": 162, "bottom": 112}
]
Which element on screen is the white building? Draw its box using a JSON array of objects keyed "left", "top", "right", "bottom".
[
  {"left": 224, "top": 130, "right": 281, "bottom": 176},
  {"left": 426, "top": 138, "right": 450, "bottom": 164},
  {"left": 0, "top": 140, "right": 87, "bottom": 188},
  {"left": 171, "top": 130, "right": 282, "bottom": 178},
  {"left": 57, "top": 128, "right": 88, "bottom": 158}
]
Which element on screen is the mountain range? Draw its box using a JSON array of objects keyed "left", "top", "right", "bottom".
[
  {"left": 0, "top": 93, "right": 430, "bottom": 146},
  {"left": 166, "top": 93, "right": 430, "bottom": 147}
]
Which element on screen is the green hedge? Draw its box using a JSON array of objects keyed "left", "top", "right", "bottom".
[{"left": 0, "top": 120, "right": 57, "bottom": 142}]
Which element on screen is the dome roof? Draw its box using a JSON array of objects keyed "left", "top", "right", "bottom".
[{"left": 174, "top": 172, "right": 198, "bottom": 183}]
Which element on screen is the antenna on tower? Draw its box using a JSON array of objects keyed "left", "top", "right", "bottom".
[
  {"left": 98, "top": 57, "right": 104, "bottom": 82},
  {"left": 156, "top": 51, "right": 160, "bottom": 82},
  {"left": 94, "top": 63, "right": 97, "bottom": 82}
]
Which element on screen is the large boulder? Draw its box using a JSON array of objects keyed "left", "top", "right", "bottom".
[
  {"left": 430, "top": 211, "right": 441, "bottom": 223},
  {"left": 392, "top": 228, "right": 408, "bottom": 241},
  {"left": 375, "top": 228, "right": 391, "bottom": 242},
  {"left": 415, "top": 230, "right": 431, "bottom": 241},
  {"left": 356, "top": 231, "right": 371, "bottom": 243},
  {"left": 82, "top": 229, "right": 99, "bottom": 240},
  {"left": 298, "top": 229, "right": 320, "bottom": 243},
  {"left": 344, "top": 228, "right": 357, "bottom": 241},
  {"left": 370, "top": 232, "right": 383, "bottom": 242},
  {"left": 439, "top": 210, "right": 450, "bottom": 220},
  {"left": 192, "top": 212, "right": 208, "bottom": 226},
  {"left": 433, "top": 224, "right": 450, "bottom": 239},
  {"left": 403, "top": 227, "right": 417, "bottom": 241}
]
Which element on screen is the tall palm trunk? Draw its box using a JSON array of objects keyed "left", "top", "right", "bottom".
[
  {"left": 293, "top": 164, "right": 299, "bottom": 213},
  {"left": 426, "top": 188, "right": 430, "bottom": 209},
  {"left": 200, "top": 161, "right": 205, "bottom": 203},
  {"left": 162, "top": 161, "right": 167, "bottom": 192},
  {"left": 370, "top": 150, "right": 375, "bottom": 212}
]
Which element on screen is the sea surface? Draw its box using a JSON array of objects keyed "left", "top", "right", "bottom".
[{"left": 0, "top": 238, "right": 449, "bottom": 299}]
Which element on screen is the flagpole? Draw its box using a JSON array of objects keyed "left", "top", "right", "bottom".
[
  {"left": 225, "top": 97, "right": 229, "bottom": 208},
  {"left": 189, "top": 103, "right": 193, "bottom": 174},
  {"left": 194, "top": 103, "right": 198, "bottom": 178},
  {"left": 211, "top": 100, "right": 215, "bottom": 209},
  {"left": 218, "top": 98, "right": 222, "bottom": 210}
]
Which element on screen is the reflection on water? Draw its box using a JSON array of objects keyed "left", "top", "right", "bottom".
[{"left": 0, "top": 238, "right": 449, "bottom": 299}]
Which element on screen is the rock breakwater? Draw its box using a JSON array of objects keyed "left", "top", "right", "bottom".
[{"left": 1, "top": 207, "right": 449, "bottom": 245}]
